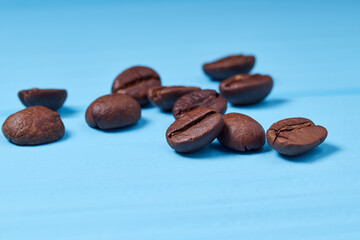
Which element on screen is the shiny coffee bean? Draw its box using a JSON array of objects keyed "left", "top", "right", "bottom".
[
  {"left": 266, "top": 117, "right": 328, "bottom": 156},
  {"left": 203, "top": 55, "right": 255, "bottom": 81},
  {"left": 111, "top": 66, "right": 161, "bottom": 106},
  {"left": 217, "top": 113, "right": 265, "bottom": 152},
  {"left": 219, "top": 74, "right": 273, "bottom": 105},
  {"left": 85, "top": 94, "right": 141, "bottom": 130},
  {"left": 18, "top": 88, "right": 67, "bottom": 111},
  {"left": 147, "top": 86, "right": 201, "bottom": 112},
  {"left": 172, "top": 89, "right": 227, "bottom": 119},
  {"left": 166, "top": 108, "right": 224, "bottom": 153},
  {"left": 2, "top": 106, "right": 65, "bottom": 146}
]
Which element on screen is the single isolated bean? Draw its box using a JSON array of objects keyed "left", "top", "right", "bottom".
[
  {"left": 18, "top": 88, "right": 67, "bottom": 110},
  {"left": 85, "top": 94, "right": 141, "bottom": 130},
  {"left": 217, "top": 113, "right": 265, "bottom": 152},
  {"left": 2, "top": 106, "right": 65, "bottom": 146},
  {"left": 172, "top": 89, "right": 227, "bottom": 119},
  {"left": 147, "top": 86, "right": 201, "bottom": 112},
  {"left": 266, "top": 117, "right": 328, "bottom": 156},
  {"left": 203, "top": 54, "right": 255, "bottom": 81},
  {"left": 111, "top": 66, "right": 161, "bottom": 106},
  {"left": 166, "top": 108, "right": 224, "bottom": 153},
  {"left": 219, "top": 74, "right": 273, "bottom": 105}
]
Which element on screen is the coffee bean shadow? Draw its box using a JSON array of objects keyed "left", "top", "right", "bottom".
[
  {"left": 233, "top": 98, "right": 289, "bottom": 109},
  {"left": 141, "top": 103, "right": 155, "bottom": 110},
  {"left": 212, "top": 141, "right": 272, "bottom": 154},
  {"left": 58, "top": 130, "right": 71, "bottom": 142},
  {"left": 58, "top": 106, "right": 81, "bottom": 117},
  {"left": 279, "top": 143, "right": 340, "bottom": 163},
  {"left": 99, "top": 117, "right": 149, "bottom": 133},
  {"left": 160, "top": 109, "right": 173, "bottom": 114},
  {"left": 177, "top": 141, "right": 271, "bottom": 159}
]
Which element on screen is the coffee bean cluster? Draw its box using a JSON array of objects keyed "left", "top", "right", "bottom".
[
  {"left": 1, "top": 54, "right": 328, "bottom": 156},
  {"left": 2, "top": 89, "right": 66, "bottom": 146}
]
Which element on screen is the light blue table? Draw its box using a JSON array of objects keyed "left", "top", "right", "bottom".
[{"left": 1, "top": 0, "right": 360, "bottom": 239}]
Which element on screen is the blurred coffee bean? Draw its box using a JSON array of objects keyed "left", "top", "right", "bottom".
[
  {"left": 111, "top": 66, "right": 161, "bottom": 106},
  {"left": 147, "top": 86, "right": 201, "bottom": 111},
  {"left": 172, "top": 89, "right": 227, "bottom": 119},
  {"left": 86, "top": 94, "right": 141, "bottom": 130},
  {"left": 18, "top": 88, "right": 67, "bottom": 110},
  {"left": 219, "top": 74, "right": 273, "bottom": 105},
  {"left": 203, "top": 55, "right": 255, "bottom": 81},
  {"left": 2, "top": 106, "right": 65, "bottom": 145}
]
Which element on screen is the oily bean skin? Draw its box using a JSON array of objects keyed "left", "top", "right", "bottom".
[
  {"left": 2, "top": 106, "right": 65, "bottom": 146},
  {"left": 85, "top": 94, "right": 141, "bottom": 130},
  {"left": 111, "top": 66, "right": 161, "bottom": 106},
  {"left": 203, "top": 55, "right": 255, "bottom": 81},
  {"left": 172, "top": 89, "right": 227, "bottom": 119},
  {"left": 18, "top": 88, "right": 67, "bottom": 111},
  {"left": 166, "top": 108, "right": 223, "bottom": 153},
  {"left": 217, "top": 113, "right": 265, "bottom": 152},
  {"left": 147, "top": 86, "right": 201, "bottom": 112},
  {"left": 266, "top": 117, "right": 328, "bottom": 156},
  {"left": 219, "top": 74, "right": 273, "bottom": 105}
]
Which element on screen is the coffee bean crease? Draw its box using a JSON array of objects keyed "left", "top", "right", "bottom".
[{"left": 168, "top": 111, "right": 217, "bottom": 138}]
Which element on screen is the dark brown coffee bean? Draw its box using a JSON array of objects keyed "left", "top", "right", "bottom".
[
  {"left": 166, "top": 108, "right": 223, "bottom": 153},
  {"left": 2, "top": 106, "right": 65, "bottom": 146},
  {"left": 203, "top": 55, "right": 255, "bottom": 81},
  {"left": 147, "top": 86, "right": 201, "bottom": 112},
  {"left": 172, "top": 89, "right": 227, "bottom": 119},
  {"left": 266, "top": 117, "right": 328, "bottom": 156},
  {"left": 217, "top": 113, "right": 265, "bottom": 152},
  {"left": 85, "top": 94, "right": 141, "bottom": 130},
  {"left": 18, "top": 88, "right": 67, "bottom": 110},
  {"left": 219, "top": 74, "right": 273, "bottom": 105},
  {"left": 111, "top": 66, "right": 161, "bottom": 106}
]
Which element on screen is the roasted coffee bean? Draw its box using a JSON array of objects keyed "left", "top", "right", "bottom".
[
  {"left": 202, "top": 55, "right": 255, "bottom": 81},
  {"left": 217, "top": 113, "right": 265, "bottom": 152},
  {"left": 85, "top": 94, "right": 141, "bottom": 130},
  {"left": 172, "top": 89, "right": 227, "bottom": 119},
  {"left": 219, "top": 74, "right": 273, "bottom": 105},
  {"left": 111, "top": 66, "right": 161, "bottom": 106},
  {"left": 18, "top": 88, "right": 67, "bottom": 110},
  {"left": 266, "top": 117, "right": 328, "bottom": 156},
  {"left": 147, "top": 86, "right": 201, "bottom": 111},
  {"left": 166, "top": 108, "right": 223, "bottom": 153},
  {"left": 2, "top": 106, "right": 65, "bottom": 146}
]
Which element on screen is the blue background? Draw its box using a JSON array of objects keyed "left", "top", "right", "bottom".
[{"left": 1, "top": 0, "right": 360, "bottom": 239}]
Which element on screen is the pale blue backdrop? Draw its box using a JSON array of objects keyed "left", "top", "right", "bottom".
[{"left": 1, "top": 0, "right": 360, "bottom": 239}]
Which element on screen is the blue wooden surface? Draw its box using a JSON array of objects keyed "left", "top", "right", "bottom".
[{"left": 1, "top": 0, "right": 360, "bottom": 239}]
